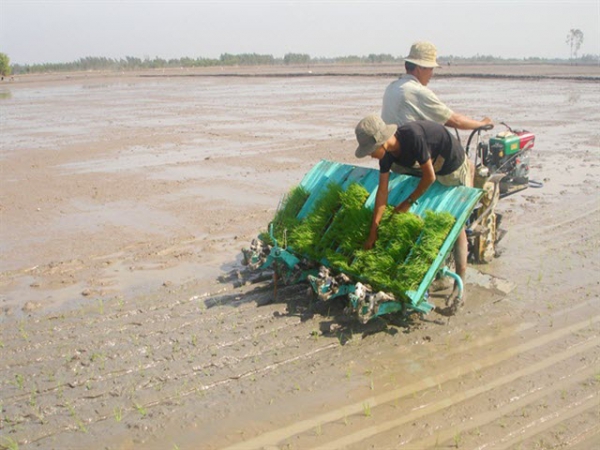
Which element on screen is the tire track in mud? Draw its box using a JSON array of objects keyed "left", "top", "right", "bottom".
[
  {"left": 531, "top": 198, "right": 599, "bottom": 231},
  {"left": 408, "top": 367, "right": 598, "bottom": 449},
  {"left": 3, "top": 281, "right": 597, "bottom": 448},
  {"left": 509, "top": 199, "right": 599, "bottom": 250},
  {"left": 478, "top": 395, "right": 599, "bottom": 450},
  {"left": 221, "top": 313, "right": 600, "bottom": 450},
  {"left": 333, "top": 347, "right": 598, "bottom": 450}
]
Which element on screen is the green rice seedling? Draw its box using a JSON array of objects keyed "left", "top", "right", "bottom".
[
  {"left": 66, "top": 402, "right": 76, "bottom": 417},
  {"left": 261, "top": 180, "right": 456, "bottom": 301},
  {"left": 13, "top": 374, "right": 25, "bottom": 390},
  {"left": 134, "top": 402, "right": 147, "bottom": 417},
  {"left": 393, "top": 211, "right": 455, "bottom": 292},
  {"left": 454, "top": 431, "right": 462, "bottom": 447},
  {"left": 28, "top": 389, "right": 37, "bottom": 407},
  {"left": 350, "top": 209, "right": 426, "bottom": 294},
  {"left": 319, "top": 183, "right": 371, "bottom": 269},
  {"left": 289, "top": 183, "right": 343, "bottom": 258},
  {"left": 363, "top": 402, "right": 371, "bottom": 417},
  {"left": 353, "top": 250, "right": 397, "bottom": 289},
  {"left": 76, "top": 418, "right": 88, "bottom": 433},
  {"left": 260, "top": 186, "right": 310, "bottom": 245},
  {"left": 0, "top": 436, "right": 19, "bottom": 450},
  {"left": 18, "top": 321, "right": 28, "bottom": 341},
  {"left": 377, "top": 209, "right": 424, "bottom": 258},
  {"left": 113, "top": 406, "right": 123, "bottom": 422}
]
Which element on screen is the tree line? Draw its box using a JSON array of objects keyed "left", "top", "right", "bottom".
[{"left": 1, "top": 51, "right": 598, "bottom": 77}]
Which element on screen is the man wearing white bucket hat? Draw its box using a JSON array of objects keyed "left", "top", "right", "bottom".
[{"left": 382, "top": 42, "right": 492, "bottom": 130}]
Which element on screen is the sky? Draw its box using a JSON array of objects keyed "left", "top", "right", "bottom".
[{"left": 0, "top": 0, "right": 598, "bottom": 65}]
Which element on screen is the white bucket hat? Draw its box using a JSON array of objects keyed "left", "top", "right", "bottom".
[{"left": 404, "top": 41, "right": 441, "bottom": 68}]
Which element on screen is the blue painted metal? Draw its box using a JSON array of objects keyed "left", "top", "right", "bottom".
[
  {"left": 292, "top": 160, "right": 483, "bottom": 313},
  {"left": 439, "top": 266, "right": 463, "bottom": 299}
]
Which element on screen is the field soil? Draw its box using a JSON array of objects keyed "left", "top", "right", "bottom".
[{"left": 1, "top": 64, "right": 599, "bottom": 449}]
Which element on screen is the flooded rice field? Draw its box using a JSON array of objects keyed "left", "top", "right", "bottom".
[{"left": 0, "top": 67, "right": 599, "bottom": 449}]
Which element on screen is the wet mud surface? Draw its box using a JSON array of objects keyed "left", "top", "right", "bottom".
[{"left": 1, "top": 65, "right": 599, "bottom": 449}]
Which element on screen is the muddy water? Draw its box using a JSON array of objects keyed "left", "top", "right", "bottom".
[{"left": 1, "top": 71, "right": 599, "bottom": 449}]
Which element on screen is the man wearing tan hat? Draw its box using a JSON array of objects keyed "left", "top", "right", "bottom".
[{"left": 382, "top": 41, "right": 492, "bottom": 130}]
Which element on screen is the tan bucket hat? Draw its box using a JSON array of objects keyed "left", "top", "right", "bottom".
[
  {"left": 355, "top": 115, "right": 397, "bottom": 158},
  {"left": 404, "top": 41, "right": 441, "bottom": 68}
]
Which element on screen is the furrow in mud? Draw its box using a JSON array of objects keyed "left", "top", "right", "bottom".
[
  {"left": 509, "top": 210, "right": 600, "bottom": 250},
  {"left": 531, "top": 200, "right": 600, "bottom": 232},
  {"left": 1, "top": 292, "right": 340, "bottom": 446},
  {"left": 404, "top": 366, "right": 599, "bottom": 449},
  {"left": 483, "top": 394, "right": 599, "bottom": 450},
  {"left": 17, "top": 342, "right": 341, "bottom": 447},
  {"left": 3, "top": 277, "right": 598, "bottom": 449},
  {"left": 220, "top": 313, "right": 600, "bottom": 449},
  {"left": 2, "top": 303, "right": 288, "bottom": 372},
  {"left": 1, "top": 278, "right": 285, "bottom": 361},
  {"left": 2, "top": 308, "right": 309, "bottom": 406},
  {"left": 292, "top": 338, "right": 599, "bottom": 450},
  {"left": 0, "top": 279, "right": 271, "bottom": 351}
]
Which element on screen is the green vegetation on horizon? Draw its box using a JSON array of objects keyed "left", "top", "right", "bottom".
[{"left": 5, "top": 50, "right": 599, "bottom": 75}]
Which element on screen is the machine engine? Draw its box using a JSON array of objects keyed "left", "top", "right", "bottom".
[
  {"left": 478, "top": 127, "right": 535, "bottom": 195},
  {"left": 468, "top": 125, "right": 536, "bottom": 263}
]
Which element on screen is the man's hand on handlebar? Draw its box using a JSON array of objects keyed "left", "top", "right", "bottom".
[{"left": 480, "top": 117, "right": 494, "bottom": 129}]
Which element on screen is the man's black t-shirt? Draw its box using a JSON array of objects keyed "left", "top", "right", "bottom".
[{"left": 379, "top": 121, "right": 464, "bottom": 175}]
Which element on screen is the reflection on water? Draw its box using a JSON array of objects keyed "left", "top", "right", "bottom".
[{"left": 0, "top": 90, "right": 12, "bottom": 99}]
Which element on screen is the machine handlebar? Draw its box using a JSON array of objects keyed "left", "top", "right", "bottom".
[{"left": 465, "top": 124, "right": 494, "bottom": 156}]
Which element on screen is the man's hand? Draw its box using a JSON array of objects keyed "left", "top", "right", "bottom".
[
  {"left": 363, "top": 231, "right": 378, "bottom": 250},
  {"left": 481, "top": 117, "right": 493, "bottom": 126}
]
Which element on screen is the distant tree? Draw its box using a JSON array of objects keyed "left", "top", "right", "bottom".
[
  {"left": 580, "top": 53, "right": 600, "bottom": 64},
  {"left": 566, "top": 29, "right": 584, "bottom": 62},
  {"left": 0, "top": 52, "right": 11, "bottom": 77},
  {"left": 366, "top": 53, "right": 396, "bottom": 63},
  {"left": 283, "top": 53, "right": 310, "bottom": 65}
]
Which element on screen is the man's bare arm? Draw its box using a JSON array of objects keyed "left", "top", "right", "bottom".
[{"left": 445, "top": 113, "right": 492, "bottom": 130}]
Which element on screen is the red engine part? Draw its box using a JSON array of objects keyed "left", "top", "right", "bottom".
[{"left": 515, "top": 131, "right": 535, "bottom": 150}]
